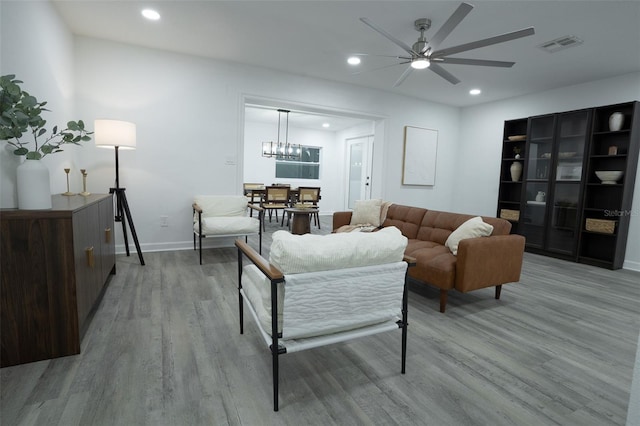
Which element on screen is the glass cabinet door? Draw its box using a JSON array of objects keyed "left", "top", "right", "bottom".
[
  {"left": 520, "top": 115, "right": 554, "bottom": 249},
  {"left": 545, "top": 110, "right": 591, "bottom": 255}
]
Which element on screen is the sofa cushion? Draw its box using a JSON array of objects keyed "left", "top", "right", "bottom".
[
  {"left": 269, "top": 226, "right": 407, "bottom": 274},
  {"left": 350, "top": 198, "right": 383, "bottom": 226},
  {"left": 405, "top": 240, "right": 456, "bottom": 290},
  {"left": 383, "top": 204, "right": 427, "bottom": 239},
  {"left": 445, "top": 216, "right": 494, "bottom": 255}
]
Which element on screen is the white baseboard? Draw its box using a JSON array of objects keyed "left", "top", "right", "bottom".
[{"left": 623, "top": 259, "right": 640, "bottom": 272}]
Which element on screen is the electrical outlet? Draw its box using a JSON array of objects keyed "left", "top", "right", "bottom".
[{"left": 160, "top": 216, "right": 169, "bottom": 227}]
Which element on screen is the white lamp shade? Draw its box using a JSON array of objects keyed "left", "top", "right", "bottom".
[{"left": 94, "top": 120, "right": 137, "bottom": 149}]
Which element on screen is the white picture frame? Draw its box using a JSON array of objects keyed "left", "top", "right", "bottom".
[{"left": 402, "top": 126, "right": 438, "bottom": 186}]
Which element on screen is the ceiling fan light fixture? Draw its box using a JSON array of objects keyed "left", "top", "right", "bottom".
[
  {"left": 469, "top": 88, "right": 481, "bottom": 95},
  {"left": 141, "top": 9, "right": 161, "bottom": 21},
  {"left": 347, "top": 56, "right": 361, "bottom": 65},
  {"left": 411, "top": 58, "right": 430, "bottom": 70}
]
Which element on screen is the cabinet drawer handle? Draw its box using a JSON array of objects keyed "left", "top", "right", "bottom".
[
  {"left": 105, "top": 227, "right": 112, "bottom": 243},
  {"left": 85, "top": 247, "right": 95, "bottom": 268}
]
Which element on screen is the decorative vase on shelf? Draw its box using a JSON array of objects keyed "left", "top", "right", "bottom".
[
  {"left": 510, "top": 161, "right": 523, "bottom": 182},
  {"left": 609, "top": 112, "right": 624, "bottom": 131},
  {"left": 16, "top": 159, "right": 52, "bottom": 209}
]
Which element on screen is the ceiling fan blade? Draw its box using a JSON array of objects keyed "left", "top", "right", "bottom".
[
  {"left": 428, "top": 63, "right": 461, "bottom": 85},
  {"left": 431, "top": 27, "right": 535, "bottom": 58},
  {"left": 393, "top": 66, "right": 414, "bottom": 87},
  {"left": 351, "top": 61, "right": 411, "bottom": 76},
  {"left": 350, "top": 53, "right": 412, "bottom": 60},
  {"left": 437, "top": 57, "right": 515, "bottom": 67},
  {"left": 428, "top": 2, "right": 474, "bottom": 51},
  {"left": 360, "top": 17, "right": 418, "bottom": 55}
]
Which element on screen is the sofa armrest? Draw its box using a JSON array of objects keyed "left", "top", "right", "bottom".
[
  {"left": 454, "top": 234, "right": 525, "bottom": 293},
  {"left": 333, "top": 211, "right": 353, "bottom": 231}
]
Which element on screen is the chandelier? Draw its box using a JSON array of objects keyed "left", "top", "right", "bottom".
[{"left": 262, "top": 109, "right": 301, "bottom": 160}]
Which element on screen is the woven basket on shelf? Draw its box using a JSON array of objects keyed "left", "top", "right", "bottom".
[
  {"left": 585, "top": 218, "right": 615, "bottom": 234},
  {"left": 500, "top": 209, "right": 520, "bottom": 221}
]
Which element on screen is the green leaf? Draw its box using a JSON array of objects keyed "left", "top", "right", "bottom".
[
  {"left": 52, "top": 125, "right": 57, "bottom": 134},
  {"left": 78, "top": 120, "right": 85, "bottom": 129},
  {"left": 25, "top": 151, "right": 42, "bottom": 160},
  {"left": 41, "top": 145, "right": 53, "bottom": 154},
  {"left": 13, "top": 147, "right": 28, "bottom": 156},
  {"left": 81, "top": 135, "right": 92, "bottom": 141},
  {"left": 37, "top": 128, "right": 46, "bottom": 137},
  {"left": 67, "top": 121, "right": 78, "bottom": 131}
]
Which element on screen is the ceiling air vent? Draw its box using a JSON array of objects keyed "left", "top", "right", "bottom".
[{"left": 538, "top": 35, "right": 583, "bottom": 53}]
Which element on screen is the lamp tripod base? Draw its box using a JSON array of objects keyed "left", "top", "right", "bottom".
[{"left": 110, "top": 187, "right": 145, "bottom": 265}]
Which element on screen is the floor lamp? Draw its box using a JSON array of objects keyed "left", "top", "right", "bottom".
[{"left": 95, "top": 119, "right": 145, "bottom": 265}]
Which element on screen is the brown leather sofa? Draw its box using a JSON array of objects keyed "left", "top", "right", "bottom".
[{"left": 333, "top": 204, "right": 526, "bottom": 313}]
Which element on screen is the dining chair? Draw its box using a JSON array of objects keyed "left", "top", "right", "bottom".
[
  {"left": 294, "top": 186, "right": 321, "bottom": 229},
  {"left": 243, "top": 183, "right": 265, "bottom": 217},
  {"left": 262, "top": 186, "right": 291, "bottom": 228}
]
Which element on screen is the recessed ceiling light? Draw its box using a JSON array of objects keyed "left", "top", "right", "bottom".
[
  {"left": 322, "top": 123, "right": 330, "bottom": 128},
  {"left": 141, "top": 9, "right": 161, "bottom": 21},
  {"left": 347, "top": 56, "right": 361, "bottom": 65},
  {"left": 469, "top": 88, "right": 481, "bottom": 95}
]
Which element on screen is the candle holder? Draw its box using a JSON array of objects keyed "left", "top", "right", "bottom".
[
  {"left": 62, "top": 168, "right": 75, "bottom": 196},
  {"left": 80, "top": 169, "right": 91, "bottom": 196}
]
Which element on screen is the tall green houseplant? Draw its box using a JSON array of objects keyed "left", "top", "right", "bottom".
[{"left": 0, "top": 74, "right": 93, "bottom": 159}]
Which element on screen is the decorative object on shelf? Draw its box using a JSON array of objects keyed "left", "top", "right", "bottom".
[
  {"left": 16, "top": 159, "right": 52, "bottom": 209},
  {"left": 510, "top": 161, "right": 523, "bottom": 182},
  {"left": 1, "top": 74, "right": 93, "bottom": 209},
  {"left": 541, "top": 152, "right": 551, "bottom": 158},
  {"left": 513, "top": 146, "right": 522, "bottom": 159},
  {"left": 585, "top": 218, "right": 616, "bottom": 234},
  {"left": 558, "top": 151, "right": 576, "bottom": 158},
  {"left": 535, "top": 191, "right": 546, "bottom": 202},
  {"left": 507, "top": 135, "right": 526, "bottom": 141},
  {"left": 608, "top": 112, "right": 624, "bottom": 131},
  {"left": 608, "top": 145, "right": 618, "bottom": 155},
  {"left": 499, "top": 209, "right": 519, "bottom": 221},
  {"left": 62, "top": 168, "right": 75, "bottom": 196},
  {"left": 95, "top": 119, "right": 145, "bottom": 265},
  {"left": 261, "top": 109, "right": 301, "bottom": 160},
  {"left": 80, "top": 169, "right": 90, "bottom": 196},
  {"left": 595, "top": 170, "right": 623, "bottom": 184}
]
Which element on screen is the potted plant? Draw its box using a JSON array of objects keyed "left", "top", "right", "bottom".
[{"left": 0, "top": 74, "right": 93, "bottom": 209}]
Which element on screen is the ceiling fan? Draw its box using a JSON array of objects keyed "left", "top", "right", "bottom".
[{"left": 358, "top": 2, "right": 535, "bottom": 87}]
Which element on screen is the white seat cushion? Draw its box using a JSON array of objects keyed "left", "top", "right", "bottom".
[{"left": 195, "top": 216, "right": 259, "bottom": 236}]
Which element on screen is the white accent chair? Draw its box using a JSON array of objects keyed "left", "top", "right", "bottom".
[
  {"left": 236, "top": 227, "right": 415, "bottom": 411},
  {"left": 193, "top": 195, "right": 263, "bottom": 265}
]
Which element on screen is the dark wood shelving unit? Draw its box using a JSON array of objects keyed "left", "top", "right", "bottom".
[{"left": 497, "top": 101, "right": 639, "bottom": 269}]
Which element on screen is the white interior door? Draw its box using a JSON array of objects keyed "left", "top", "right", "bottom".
[{"left": 346, "top": 135, "right": 373, "bottom": 209}]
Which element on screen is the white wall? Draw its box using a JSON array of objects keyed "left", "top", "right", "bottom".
[
  {"left": 0, "top": 0, "right": 76, "bottom": 208},
  {"left": 71, "top": 36, "right": 459, "bottom": 252},
  {"left": 456, "top": 73, "right": 640, "bottom": 270}
]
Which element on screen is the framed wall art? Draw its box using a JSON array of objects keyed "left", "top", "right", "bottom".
[{"left": 402, "top": 126, "right": 438, "bottom": 186}]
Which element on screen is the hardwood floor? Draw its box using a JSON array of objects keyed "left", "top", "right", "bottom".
[{"left": 2, "top": 215, "right": 639, "bottom": 425}]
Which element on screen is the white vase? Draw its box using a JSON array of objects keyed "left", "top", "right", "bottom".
[
  {"left": 609, "top": 112, "right": 624, "bottom": 131},
  {"left": 16, "top": 159, "right": 52, "bottom": 209},
  {"left": 510, "top": 161, "right": 523, "bottom": 182}
]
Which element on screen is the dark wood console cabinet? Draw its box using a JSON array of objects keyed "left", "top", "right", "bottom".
[{"left": 1, "top": 194, "right": 115, "bottom": 367}]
